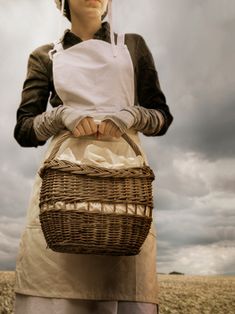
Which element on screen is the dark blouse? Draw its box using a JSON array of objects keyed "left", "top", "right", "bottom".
[{"left": 14, "top": 21, "right": 173, "bottom": 147}]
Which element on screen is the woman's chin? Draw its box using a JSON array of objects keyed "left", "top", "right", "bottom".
[{"left": 84, "top": 8, "right": 102, "bottom": 19}]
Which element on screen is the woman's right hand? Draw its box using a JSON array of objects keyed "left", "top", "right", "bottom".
[
  {"left": 60, "top": 106, "right": 97, "bottom": 136},
  {"left": 72, "top": 117, "right": 98, "bottom": 137}
]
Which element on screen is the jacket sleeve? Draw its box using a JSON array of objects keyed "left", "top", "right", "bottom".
[
  {"left": 136, "top": 35, "right": 173, "bottom": 136},
  {"left": 13, "top": 49, "right": 51, "bottom": 147}
]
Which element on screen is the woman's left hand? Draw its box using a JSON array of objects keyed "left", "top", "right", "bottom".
[{"left": 97, "top": 119, "right": 123, "bottom": 139}]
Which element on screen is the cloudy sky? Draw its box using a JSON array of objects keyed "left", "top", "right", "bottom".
[{"left": 1, "top": 0, "right": 234, "bottom": 275}]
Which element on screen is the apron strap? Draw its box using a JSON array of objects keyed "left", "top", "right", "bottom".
[
  {"left": 108, "top": 0, "right": 118, "bottom": 58},
  {"left": 117, "top": 33, "right": 125, "bottom": 47},
  {"left": 48, "top": 40, "right": 64, "bottom": 60}
]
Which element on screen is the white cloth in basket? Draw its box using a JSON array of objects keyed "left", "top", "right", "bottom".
[{"left": 56, "top": 143, "right": 144, "bottom": 169}]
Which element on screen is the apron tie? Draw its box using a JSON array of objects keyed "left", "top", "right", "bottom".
[
  {"left": 60, "top": 0, "right": 65, "bottom": 15},
  {"left": 60, "top": 0, "right": 66, "bottom": 37},
  {"left": 108, "top": 0, "right": 118, "bottom": 58}
]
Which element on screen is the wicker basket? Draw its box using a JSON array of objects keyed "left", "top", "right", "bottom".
[{"left": 38, "top": 132, "right": 155, "bottom": 256}]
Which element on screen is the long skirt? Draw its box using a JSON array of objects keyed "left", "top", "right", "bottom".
[{"left": 14, "top": 293, "right": 159, "bottom": 314}]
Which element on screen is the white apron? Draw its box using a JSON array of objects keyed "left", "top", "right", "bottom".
[{"left": 14, "top": 31, "right": 159, "bottom": 304}]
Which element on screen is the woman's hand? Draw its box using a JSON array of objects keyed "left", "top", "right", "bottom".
[
  {"left": 72, "top": 117, "right": 98, "bottom": 137},
  {"left": 97, "top": 119, "right": 123, "bottom": 139},
  {"left": 72, "top": 117, "right": 123, "bottom": 138}
]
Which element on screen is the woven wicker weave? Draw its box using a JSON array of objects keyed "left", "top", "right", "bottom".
[{"left": 39, "top": 132, "right": 155, "bottom": 256}]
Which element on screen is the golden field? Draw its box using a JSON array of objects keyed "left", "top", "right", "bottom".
[
  {"left": 157, "top": 274, "right": 235, "bottom": 314},
  {"left": 0, "top": 271, "right": 234, "bottom": 313}
]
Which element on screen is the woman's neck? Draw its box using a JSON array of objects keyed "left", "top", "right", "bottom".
[{"left": 71, "top": 18, "right": 102, "bottom": 40}]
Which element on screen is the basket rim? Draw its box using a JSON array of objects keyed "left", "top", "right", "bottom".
[{"left": 39, "top": 158, "right": 155, "bottom": 179}]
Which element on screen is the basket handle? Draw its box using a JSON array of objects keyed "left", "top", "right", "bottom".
[{"left": 44, "top": 131, "right": 145, "bottom": 164}]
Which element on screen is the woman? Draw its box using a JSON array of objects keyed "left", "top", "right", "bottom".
[{"left": 13, "top": 0, "right": 173, "bottom": 313}]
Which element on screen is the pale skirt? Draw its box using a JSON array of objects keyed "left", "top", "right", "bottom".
[{"left": 14, "top": 293, "right": 159, "bottom": 314}]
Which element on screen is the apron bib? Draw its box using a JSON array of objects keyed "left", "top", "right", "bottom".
[{"left": 14, "top": 32, "right": 159, "bottom": 304}]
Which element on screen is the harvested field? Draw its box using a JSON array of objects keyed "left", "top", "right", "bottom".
[
  {"left": 158, "top": 274, "right": 235, "bottom": 313},
  {"left": 0, "top": 272, "right": 15, "bottom": 314},
  {"left": 0, "top": 272, "right": 234, "bottom": 313}
]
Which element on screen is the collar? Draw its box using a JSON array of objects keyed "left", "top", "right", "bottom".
[{"left": 62, "top": 21, "right": 111, "bottom": 49}]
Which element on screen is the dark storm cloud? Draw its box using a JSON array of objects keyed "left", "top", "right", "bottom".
[
  {"left": 156, "top": 209, "right": 234, "bottom": 248},
  {"left": 0, "top": 216, "right": 25, "bottom": 270},
  {"left": 168, "top": 96, "right": 235, "bottom": 160},
  {"left": 0, "top": 116, "right": 47, "bottom": 218},
  {"left": 146, "top": 0, "right": 235, "bottom": 160}
]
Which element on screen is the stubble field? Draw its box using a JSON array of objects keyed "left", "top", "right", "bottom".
[{"left": 0, "top": 272, "right": 234, "bottom": 313}]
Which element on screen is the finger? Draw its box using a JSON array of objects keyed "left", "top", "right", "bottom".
[
  {"left": 81, "top": 118, "right": 93, "bottom": 135},
  {"left": 98, "top": 121, "right": 105, "bottom": 134},
  {"left": 76, "top": 123, "right": 86, "bottom": 136},
  {"left": 112, "top": 126, "right": 122, "bottom": 138},
  {"left": 114, "top": 129, "right": 122, "bottom": 138},
  {"left": 103, "top": 121, "right": 113, "bottom": 136},
  {"left": 109, "top": 124, "right": 119, "bottom": 137},
  {"left": 88, "top": 118, "right": 99, "bottom": 134},
  {"left": 96, "top": 132, "right": 103, "bottom": 140},
  {"left": 72, "top": 128, "right": 81, "bottom": 137},
  {"left": 105, "top": 120, "right": 122, "bottom": 137}
]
